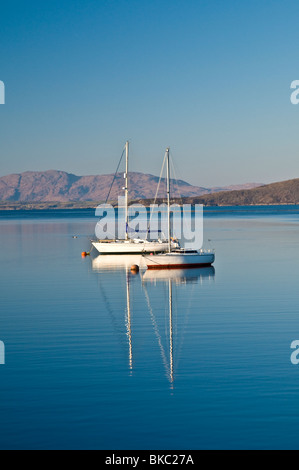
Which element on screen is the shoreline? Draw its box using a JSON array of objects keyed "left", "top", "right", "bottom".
[{"left": 0, "top": 201, "right": 299, "bottom": 211}]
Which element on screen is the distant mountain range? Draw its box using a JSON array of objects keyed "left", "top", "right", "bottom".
[{"left": 0, "top": 170, "right": 263, "bottom": 202}]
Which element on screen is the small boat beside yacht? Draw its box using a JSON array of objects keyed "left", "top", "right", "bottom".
[
  {"left": 144, "top": 249, "right": 215, "bottom": 270},
  {"left": 143, "top": 147, "right": 215, "bottom": 270}
]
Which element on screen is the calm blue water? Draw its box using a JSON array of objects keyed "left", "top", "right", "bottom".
[{"left": 1, "top": 206, "right": 299, "bottom": 449}]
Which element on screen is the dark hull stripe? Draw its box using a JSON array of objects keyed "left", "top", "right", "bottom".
[{"left": 147, "top": 263, "right": 213, "bottom": 270}]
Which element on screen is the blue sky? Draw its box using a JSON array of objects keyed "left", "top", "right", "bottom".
[{"left": 1, "top": 0, "right": 299, "bottom": 187}]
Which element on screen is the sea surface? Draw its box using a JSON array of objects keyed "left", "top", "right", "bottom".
[{"left": 1, "top": 206, "right": 299, "bottom": 449}]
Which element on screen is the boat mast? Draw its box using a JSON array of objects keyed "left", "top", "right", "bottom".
[
  {"left": 125, "top": 141, "right": 129, "bottom": 240},
  {"left": 166, "top": 147, "right": 171, "bottom": 252}
]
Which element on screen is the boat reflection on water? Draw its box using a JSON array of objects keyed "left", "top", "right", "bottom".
[
  {"left": 91, "top": 254, "right": 215, "bottom": 281},
  {"left": 91, "top": 254, "right": 147, "bottom": 272},
  {"left": 142, "top": 266, "right": 215, "bottom": 285},
  {"left": 142, "top": 266, "right": 215, "bottom": 388},
  {"left": 91, "top": 255, "right": 215, "bottom": 387}
]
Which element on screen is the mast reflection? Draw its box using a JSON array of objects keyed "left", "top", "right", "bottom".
[
  {"left": 126, "top": 270, "right": 133, "bottom": 373},
  {"left": 142, "top": 267, "right": 215, "bottom": 387},
  {"left": 91, "top": 255, "right": 215, "bottom": 386}
]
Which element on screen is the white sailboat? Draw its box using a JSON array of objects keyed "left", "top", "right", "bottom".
[
  {"left": 144, "top": 148, "right": 215, "bottom": 270},
  {"left": 92, "top": 142, "right": 179, "bottom": 255}
]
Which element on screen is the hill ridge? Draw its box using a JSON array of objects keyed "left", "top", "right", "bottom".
[
  {"left": 184, "top": 178, "right": 299, "bottom": 206},
  {"left": 0, "top": 170, "right": 262, "bottom": 203}
]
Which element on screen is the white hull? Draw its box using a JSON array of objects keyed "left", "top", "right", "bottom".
[
  {"left": 144, "top": 250, "right": 215, "bottom": 269},
  {"left": 92, "top": 240, "right": 177, "bottom": 254}
]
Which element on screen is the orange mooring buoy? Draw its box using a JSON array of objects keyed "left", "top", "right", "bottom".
[
  {"left": 81, "top": 251, "right": 90, "bottom": 258},
  {"left": 130, "top": 264, "right": 139, "bottom": 273}
]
